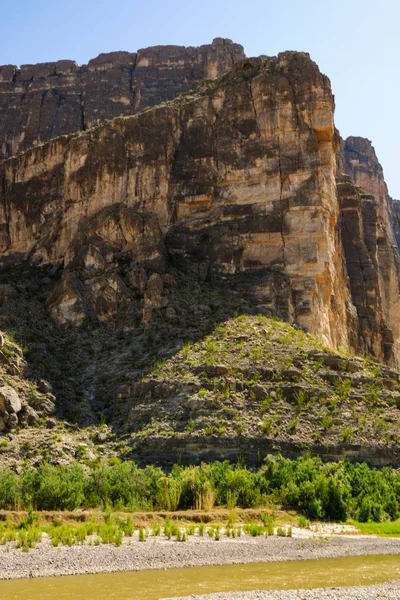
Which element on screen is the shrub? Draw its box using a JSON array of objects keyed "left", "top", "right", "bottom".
[{"left": 0, "top": 456, "right": 397, "bottom": 525}]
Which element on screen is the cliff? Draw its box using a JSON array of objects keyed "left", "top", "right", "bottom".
[
  {"left": 0, "top": 53, "right": 353, "bottom": 354},
  {"left": 1, "top": 41, "right": 399, "bottom": 368},
  {"left": 1, "top": 49, "right": 400, "bottom": 366},
  {"left": 0, "top": 45, "right": 399, "bottom": 467},
  {"left": 0, "top": 38, "right": 244, "bottom": 158},
  {"left": 337, "top": 138, "right": 400, "bottom": 363}
]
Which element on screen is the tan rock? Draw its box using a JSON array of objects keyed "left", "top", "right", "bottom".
[
  {"left": 0, "top": 385, "right": 21, "bottom": 414},
  {"left": 0, "top": 51, "right": 399, "bottom": 366}
]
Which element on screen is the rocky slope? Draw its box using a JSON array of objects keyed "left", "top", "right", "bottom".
[
  {"left": 121, "top": 313, "right": 400, "bottom": 467},
  {"left": 0, "top": 302, "right": 399, "bottom": 468},
  {"left": 0, "top": 38, "right": 244, "bottom": 158}
]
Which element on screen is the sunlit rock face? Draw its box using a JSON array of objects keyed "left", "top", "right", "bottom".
[
  {"left": 0, "top": 39, "right": 244, "bottom": 159},
  {"left": 0, "top": 53, "right": 353, "bottom": 351},
  {"left": 337, "top": 137, "right": 400, "bottom": 364},
  {"left": 1, "top": 49, "right": 400, "bottom": 366}
]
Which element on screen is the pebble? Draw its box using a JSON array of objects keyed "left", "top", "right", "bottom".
[{"left": 0, "top": 533, "right": 399, "bottom": 590}]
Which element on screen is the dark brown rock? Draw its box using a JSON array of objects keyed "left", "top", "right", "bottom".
[
  {"left": 29, "top": 394, "right": 56, "bottom": 415},
  {"left": 19, "top": 404, "right": 40, "bottom": 425},
  {"left": 6, "top": 413, "right": 18, "bottom": 429},
  {"left": 337, "top": 137, "right": 400, "bottom": 363},
  {"left": 0, "top": 40, "right": 245, "bottom": 159}
]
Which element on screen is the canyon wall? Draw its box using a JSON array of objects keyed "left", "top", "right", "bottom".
[
  {"left": 337, "top": 138, "right": 400, "bottom": 363},
  {"left": 0, "top": 42, "right": 400, "bottom": 366},
  {"left": 0, "top": 38, "right": 244, "bottom": 158},
  {"left": 0, "top": 53, "right": 353, "bottom": 352}
]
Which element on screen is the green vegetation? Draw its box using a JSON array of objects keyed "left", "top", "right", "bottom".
[
  {"left": 354, "top": 520, "right": 400, "bottom": 537},
  {"left": 0, "top": 281, "right": 399, "bottom": 473},
  {"left": 0, "top": 455, "right": 398, "bottom": 524}
]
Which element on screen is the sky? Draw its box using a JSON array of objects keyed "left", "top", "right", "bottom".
[{"left": 1, "top": 0, "right": 399, "bottom": 196}]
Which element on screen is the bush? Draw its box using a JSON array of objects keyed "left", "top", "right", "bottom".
[{"left": 0, "top": 455, "right": 398, "bottom": 523}]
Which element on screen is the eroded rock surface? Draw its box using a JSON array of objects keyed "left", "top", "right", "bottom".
[
  {"left": 337, "top": 137, "right": 400, "bottom": 363},
  {"left": 0, "top": 53, "right": 353, "bottom": 355},
  {"left": 0, "top": 38, "right": 244, "bottom": 158}
]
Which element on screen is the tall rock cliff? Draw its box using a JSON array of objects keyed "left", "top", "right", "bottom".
[
  {"left": 1, "top": 44, "right": 400, "bottom": 467},
  {"left": 337, "top": 137, "right": 400, "bottom": 363},
  {"left": 0, "top": 53, "right": 353, "bottom": 353},
  {"left": 0, "top": 38, "right": 244, "bottom": 159},
  {"left": 0, "top": 44, "right": 400, "bottom": 367}
]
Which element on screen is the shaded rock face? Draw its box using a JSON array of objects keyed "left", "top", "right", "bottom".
[
  {"left": 393, "top": 200, "right": 400, "bottom": 250},
  {"left": 0, "top": 53, "right": 352, "bottom": 352},
  {"left": 0, "top": 38, "right": 244, "bottom": 159},
  {"left": 337, "top": 138, "right": 400, "bottom": 363}
]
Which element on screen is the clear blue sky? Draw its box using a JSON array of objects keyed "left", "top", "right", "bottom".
[{"left": 1, "top": 0, "right": 399, "bottom": 197}]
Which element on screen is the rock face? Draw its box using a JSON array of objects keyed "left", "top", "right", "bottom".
[
  {"left": 0, "top": 53, "right": 353, "bottom": 354},
  {"left": 393, "top": 199, "right": 400, "bottom": 249},
  {"left": 337, "top": 138, "right": 400, "bottom": 363},
  {"left": 0, "top": 38, "right": 244, "bottom": 158},
  {"left": 0, "top": 46, "right": 400, "bottom": 367}
]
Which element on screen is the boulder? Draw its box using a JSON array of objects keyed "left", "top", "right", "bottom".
[
  {"left": 19, "top": 405, "right": 40, "bottom": 425},
  {"left": 38, "top": 380, "right": 53, "bottom": 394},
  {"left": 29, "top": 394, "right": 56, "bottom": 415},
  {"left": 0, "top": 385, "right": 21, "bottom": 414},
  {"left": 251, "top": 384, "right": 269, "bottom": 401}
]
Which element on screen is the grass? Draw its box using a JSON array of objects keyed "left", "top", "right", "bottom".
[
  {"left": 6, "top": 505, "right": 400, "bottom": 551},
  {"left": 0, "top": 505, "right": 305, "bottom": 551},
  {"left": 354, "top": 521, "right": 400, "bottom": 537}
]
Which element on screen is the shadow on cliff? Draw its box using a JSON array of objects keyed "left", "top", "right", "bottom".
[{"left": 0, "top": 262, "right": 292, "bottom": 429}]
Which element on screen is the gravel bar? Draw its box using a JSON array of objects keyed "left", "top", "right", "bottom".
[
  {"left": 164, "top": 581, "right": 400, "bottom": 599},
  {"left": 0, "top": 534, "right": 400, "bottom": 580}
]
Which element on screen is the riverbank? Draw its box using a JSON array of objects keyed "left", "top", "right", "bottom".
[
  {"left": 0, "top": 531, "right": 400, "bottom": 580},
  {"left": 165, "top": 581, "right": 400, "bottom": 600}
]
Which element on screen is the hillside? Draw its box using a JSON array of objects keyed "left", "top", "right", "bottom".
[{"left": 0, "top": 270, "right": 399, "bottom": 468}]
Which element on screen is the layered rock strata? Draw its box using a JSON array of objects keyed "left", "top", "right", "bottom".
[
  {"left": 0, "top": 38, "right": 244, "bottom": 159},
  {"left": 337, "top": 138, "right": 400, "bottom": 363},
  {"left": 0, "top": 53, "right": 352, "bottom": 354},
  {"left": 1, "top": 50, "right": 400, "bottom": 366}
]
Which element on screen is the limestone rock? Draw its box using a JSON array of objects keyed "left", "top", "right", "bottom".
[
  {"left": 337, "top": 138, "right": 400, "bottom": 363},
  {"left": 0, "top": 53, "right": 351, "bottom": 353},
  {"left": 19, "top": 404, "right": 40, "bottom": 425},
  {"left": 0, "top": 48, "right": 400, "bottom": 369},
  {"left": 0, "top": 385, "right": 21, "bottom": 414},
  {"left": 29, "top": 394, "right": 56, "bottom": 415},
  {"left": 0, "top": 40, "right": 244, "bottom": 159},
  {"left": 38, "top": 379, "right": 53, "bottom": 394}
]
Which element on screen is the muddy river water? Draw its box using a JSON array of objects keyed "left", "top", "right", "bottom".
[{"left": 0, "top": 554, "right": 399, "bottom": 599}]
